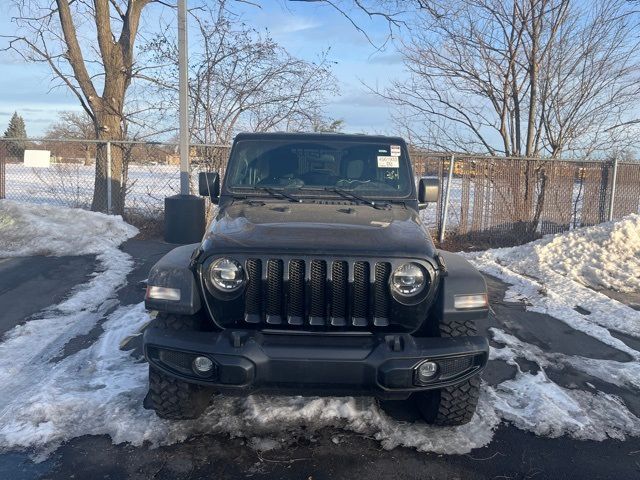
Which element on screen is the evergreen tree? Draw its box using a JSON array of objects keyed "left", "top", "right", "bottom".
[{"left": 3, "top": 112, "right": 28, "bottom": 157}]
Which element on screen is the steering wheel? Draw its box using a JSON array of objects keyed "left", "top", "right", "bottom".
[
  {"left": 257, "top": 175, "right": 304, "bottom": 188},
  {"left": 282, "top": 177, "right": 305, "bottom": 188},
  {"left": 336, "top": 178, "right": 371, "bottom": 188},
  {"left": 351, "top": 180, "right": 395, "bottom": 192}
]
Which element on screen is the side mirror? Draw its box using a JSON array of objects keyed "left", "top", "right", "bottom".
[
  {"left": 418, "top": 177, "right": 439, "bottom": 209},
  {"left": 198, "top": 171, "right": 220, "bottom": 203}
]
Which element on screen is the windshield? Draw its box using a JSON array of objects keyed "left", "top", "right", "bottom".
[{"left": 226, "top": 139, "right": 413, "bottom": 198}]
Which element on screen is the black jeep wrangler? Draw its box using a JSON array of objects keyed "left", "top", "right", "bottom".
[{"left": 143, "top": 132, "right": 489, "bottom": 425}]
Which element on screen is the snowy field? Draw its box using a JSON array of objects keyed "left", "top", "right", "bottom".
[
  {"left": 4, "top": 163, "right": 182, "bottom": 214},
  {"left": 0, "top": 200, "right": 639, "bottom": 459}
]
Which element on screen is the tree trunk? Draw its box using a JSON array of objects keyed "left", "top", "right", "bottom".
[{"left": 91, "top": 114, "right": 125, "bottom": 214}]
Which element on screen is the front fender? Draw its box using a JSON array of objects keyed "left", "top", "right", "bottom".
[
  {"left": 145, "top": 243, "right": 202, "bottom": 315},
  {"left": 433, "top": 251, "right": 489, "bottom": 322}
]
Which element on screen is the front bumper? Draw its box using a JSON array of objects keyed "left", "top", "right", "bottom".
[{"left": 143, "top": 328, "right": 489, "bottom": 400}]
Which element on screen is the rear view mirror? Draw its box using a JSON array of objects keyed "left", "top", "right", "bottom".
[
  {"left": 418, "top": 177, "right": 439, "bottom": 209},
  {"left": 198, "top": 171, "right": 220, "bottom": 202}
]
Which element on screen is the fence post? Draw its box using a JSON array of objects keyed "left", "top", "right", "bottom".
[
  {"left": 439, "top": 154, "right": 455, "bottom": 244},
  {"left": 106, "top": 141, "right": 112, "bottom": 214},
  {"left": 607, "top": 155, "right": 619, "bottom": 222},
  {"left": 0, "top": 157, "right": 5, "bottom": 200}
]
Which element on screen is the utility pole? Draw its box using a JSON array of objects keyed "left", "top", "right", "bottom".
[
  {"left": 164, "top": 0, "right": 206, "bottom": 244},
  {"left": 178, "top": 0, "right": 189, "bottom": 195}
]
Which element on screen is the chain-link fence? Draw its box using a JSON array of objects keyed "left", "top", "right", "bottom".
[
  {"left": 0, "top": 138, "right": 230, "bottom": 222},
  {"left": 412, "top": 152, "right": 640, "bottom": 247},
  {"left": 1, "top": 138, "right": 638, "bottom": 247}
]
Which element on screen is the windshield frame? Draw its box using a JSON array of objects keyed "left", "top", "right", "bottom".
[{"left": 221, "top": 137, "right": 417, "bottom": 202}]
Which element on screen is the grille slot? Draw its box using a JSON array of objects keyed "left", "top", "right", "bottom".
[
  {"left": 309, "top": 260, "right": 327, "bottom": 325},
  {"left": 330, "top": 261, "right": 348, "bottom": 326},
  {"left": 288, "top": 260, "right": 305, "bottom": 325},
  {"left": 266, "top": 259, "right": 283, "bottom": 324},
  {"left": 373, "top": 262, "right": 391, "bottom": 327},
  {"left": 244, "top": 259, "right": 262, "bottom": 323},
  {"left": 352, "top": 262, "right": 369, "bottom": 326}
]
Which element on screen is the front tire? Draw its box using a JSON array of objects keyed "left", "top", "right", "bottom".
[
  {"left": 413, "top": 376, "right": 480, "bottom": 426},
  {"left": 145, "top": 366, "right": 213, "bottom": 420},
  {"left": 144, "top": 312, "right": 214, "bottom": 420},
  {"left": 413, "top": 317, "right": 481, "bottom": 426}
]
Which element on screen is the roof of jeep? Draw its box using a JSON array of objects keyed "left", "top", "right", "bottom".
[{"left": 233, "top": 132, "right": 407, "bottom": 144}]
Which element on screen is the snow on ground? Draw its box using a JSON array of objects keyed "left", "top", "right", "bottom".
[
  {"left": 5, "top": 163, "right": 181, "bottom": 215},
  {"left": 488, "top": 329, "right": 640, "bottom": 439},
  {"left": 467, "top": 216, "right": 640, "bottom": 442},
  {"left": 0, "top": 205, "right": 639, "bottom": 459},
  {"left": 0, "top": 299, "right": 498, "bottom": 458},
  {"left": 468, "top": 215, "right": 640, "bottom": 344},
  {"left": 0, "top": 200, "right": 138, "bottom": 455}
]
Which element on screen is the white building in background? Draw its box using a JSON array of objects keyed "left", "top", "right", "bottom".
[{"left": 23, "top": 150, "right": 51, "bottom": 168}]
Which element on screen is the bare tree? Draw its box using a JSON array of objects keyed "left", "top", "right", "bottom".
[
  {"left": 143, "top": 3, "right": 338, "bottom": 149},
  {"left": 289, "top": 0, "right": 439, "bottom": 47},
  {"left": 44, "top": 112, "right": 96, "bottom": 165},
  {"left": 377, "top": 0, "right": 640, "bottom": 158},
  {"left": 2, "top": 0, "right": 173, "bottom": 214},
  {"left": 371, "top": 0, "right": 639, "bottom": 239}
]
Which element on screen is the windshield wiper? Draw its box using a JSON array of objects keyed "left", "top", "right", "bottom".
[
  {"left": 323, "top": 187, "right": 390, "bottom": 210},
  {"left": 250, "top": 186, "right": 301, "bottom": 203}
]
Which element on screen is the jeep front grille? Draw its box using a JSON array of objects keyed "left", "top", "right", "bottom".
[{"left": 243, "top": 258, "right": 392, "bottom": 329}]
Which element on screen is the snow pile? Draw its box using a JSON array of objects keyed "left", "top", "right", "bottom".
[
  {"left": 3, "top": 300, "right": 636, "bottom": 459},
  {"left": 0, "top": 200, "right": 138, "bottom": 257},
  {"left": 472, "top": 214, "right": 640, "bottom": 293}
]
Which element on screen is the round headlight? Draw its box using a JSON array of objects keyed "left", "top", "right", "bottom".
[
  {"left": 390, "top": 262, "right": 426, "bottom": 296},
  {"left": 209, "top": 258, "right": 245, "bottom": 292}
]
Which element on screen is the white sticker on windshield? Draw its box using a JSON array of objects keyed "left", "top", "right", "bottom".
[
  {"left": 377, "top": 156, "right": 399, "bottom": 168},
  {"left": 390, "top": 145, "right": 401, "bottom": 156}
]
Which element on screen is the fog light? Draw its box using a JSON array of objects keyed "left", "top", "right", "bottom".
[
  {"left": 416, "top": 361, "right": 438, "bottom": 383},
  {"left": 192, "top": 356, "right": 213, "bottom": 374}
]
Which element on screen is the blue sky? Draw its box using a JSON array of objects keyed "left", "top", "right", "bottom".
[{"left": 0, "top": 1, "right": 407, "bottom": 137}]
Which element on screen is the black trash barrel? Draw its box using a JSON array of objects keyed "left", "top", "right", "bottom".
[{"left": 164, "top": 194, "right": 205, "bottom": 244}]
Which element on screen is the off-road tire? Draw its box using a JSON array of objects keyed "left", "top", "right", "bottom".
[
  {"left": 146, "top": 367, "right": 213, "bottom": 420},
  {"left": 439, "top": 318, "right": 477, "bottom": 337},
  {"left": 413, "top": 317, "right": 481, "bottom": 426},
  {"left": 145, "top": 312, "right": 213, "bottom": 420}
]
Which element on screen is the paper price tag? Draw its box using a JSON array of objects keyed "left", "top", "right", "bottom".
[{"left": 377, "top": 156, "right": 399, "bottom": 168}]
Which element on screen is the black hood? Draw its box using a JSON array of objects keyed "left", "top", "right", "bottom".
[{"left": 200, "top": 201, "right": 436, "bottom": 259}]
